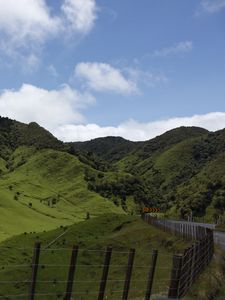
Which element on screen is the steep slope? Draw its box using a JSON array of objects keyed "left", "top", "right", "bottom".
[
  {"left": 175, "top": 151, "right": 225, "bottom": 219},
  {"left": 0, "top": 146, "right": 124, "bottom": 241},
  {"left": 0, "top": 117, "right": 63, "bottom": 160},
  {"left": 115, "top": 128, "right": 225, "bottom": 218},
  {"left": 151, "top": 130, "right": 225, "bottom": 218}
]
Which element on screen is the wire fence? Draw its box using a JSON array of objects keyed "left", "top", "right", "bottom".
[
  {"left": 0, "top": 215, "right": 214, "bottom": 300},
  {"left": 0, "top": 243, "right": 170, "bottom": 300},
  {"left": 141, "top": 214, "right": 214, "bottom": 299}
]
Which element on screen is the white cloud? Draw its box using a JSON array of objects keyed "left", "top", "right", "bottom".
[
  {"left": 153, "top": 41, "right": 193, "bottom": 57},
  {"left": 0, "top": 0, "right": 98, "bottom": 67},
  {"left": 1, "top": 84, "right": 224, "bottom": 142},
  {"left": 74, "top": 62, "right": 138, "bottom": 94},
  {"left": 61, "top": 0, "right": 97, "bottom": 34},
  {"left": 198, "top": 0, "right": 225, "bottom": 14},
  {"left": 0, "top": 0, "right": 60, "bottom": 48},
  {"left": 54, "top": 112, "right": 225, "bottom": 142},
  {"left": 0, "top": 84, "right": 95, "bottom": 131}
]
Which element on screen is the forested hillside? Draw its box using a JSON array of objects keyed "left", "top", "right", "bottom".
[
  {"left": 71, "top": 125, "right": 225, "bottom": 222},
  {"left": 0, "top": 116, "right": 225, "bottom": 241}
]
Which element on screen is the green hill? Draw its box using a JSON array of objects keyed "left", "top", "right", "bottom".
[
  {"left": 0, "top": 145, "right": 123, "bottom": 241},
  {"left": 69, "top": 136, "right": 137, "bottom": 162},
  {"left": 0, "top": 116, "right": 225, "bottom": 243},
  {"left": 0, "top": 117, "right": 63, "bottom": 160},
  {"left": 0, "top": 116, "right": 225, "bottom": 298}
]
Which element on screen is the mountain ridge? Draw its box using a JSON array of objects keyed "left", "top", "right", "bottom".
[{"left": 0, "top": 115, "right": 225, "bottom": 238}]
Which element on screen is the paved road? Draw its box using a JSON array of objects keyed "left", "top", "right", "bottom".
[
  {"left": 185, "top": 221, "right": 225, "bottom": 250},
  {"left": 142, "top": 215, "right": 225, "bottom": 250},
  {"left": 171, "top": 219, "right": 215, "bottom": 229},
  {"left": 172, "top": 220, "right": 225, "bottom": 250}
]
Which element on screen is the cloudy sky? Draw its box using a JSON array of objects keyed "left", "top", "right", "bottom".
[{"left": 0, "top": 0, "right": 225, "bottom": 142}]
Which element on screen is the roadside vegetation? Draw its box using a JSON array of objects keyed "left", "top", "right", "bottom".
[
  {"left": 184, "top": 246, "right": 225, "bottom": 300},
  {"left": 0, "top": 214, "right": 189, "bottom": 299}
]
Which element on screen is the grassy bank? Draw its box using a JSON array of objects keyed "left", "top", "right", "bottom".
[{"left": 0, "top": 214, "right": 189, "bottom": 300}]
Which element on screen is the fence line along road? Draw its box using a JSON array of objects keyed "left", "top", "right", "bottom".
[
  {"left": 141, "top": 214, "right": 214, "bottom": 299},
  {"left": 0, "top": 214, "right": 215, "bottom": 300},
  {"left": 157, "top": 218, "right": 225, "bottom": 250}
]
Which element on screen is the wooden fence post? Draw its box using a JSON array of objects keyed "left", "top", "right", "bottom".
[
  {"left": 145, "top": 249, "right": 158, "bottom": 300},
  {"left": 29, "top": 242, "right": 41, "bottom": 300},
  {"left": 65, "top": 245, "right": 79, "bottom": 300},
  {"left": 168, "top": 254, "right": 183, "bottom": 299},
  {"left": 122, "top": 248, "right": 135, "bottom": 300},
  {"left": 98, "top": 246, "right": 112, "bottom": 300}
]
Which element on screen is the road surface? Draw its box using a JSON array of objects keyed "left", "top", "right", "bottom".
[{"left": 171, "top": 220, "right": 225, "bottom": 250}]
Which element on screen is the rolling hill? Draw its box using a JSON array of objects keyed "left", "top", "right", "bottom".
[
  {"left": 0, "top": 145, "right": 125, "bottom": 241},
  {"left": 71, "top": 125, "right": 225, "bottom": 221},
  {"left": 0, "top": 116, "right": 225, "bottom": 242}
]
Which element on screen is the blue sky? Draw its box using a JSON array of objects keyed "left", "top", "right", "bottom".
[{"left": 0, "top": 0, "right": 225, "bottom": 141}]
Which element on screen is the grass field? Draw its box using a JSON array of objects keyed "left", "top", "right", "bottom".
[
  {"left": 0, "top": 214, "right": 189, "bottom": 300},
  {"left": 0, "top": 147, "right": 124, "bottom": 241}
]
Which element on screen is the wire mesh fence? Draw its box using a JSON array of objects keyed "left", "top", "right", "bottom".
[{"left": 142, "top": 214, "right": 214, "bottom": 299}]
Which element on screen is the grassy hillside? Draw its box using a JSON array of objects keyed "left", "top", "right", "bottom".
[
  {"left": 1, "top": 116, "right": 225, "bottom": 242},
  {"left": 0, "top": 146, "right": 124, "bottom": 241},
  {"left": 0, "top": 214, "right": 189, "bottom": 300},
  {"left": 117, "top": 127, "right": 208, "bottom": 169},
  {"left": 1, "top": 117, "right": 225, "bottom": 298}
]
